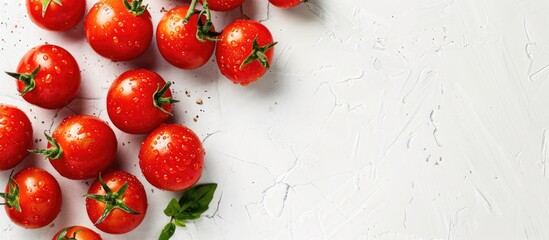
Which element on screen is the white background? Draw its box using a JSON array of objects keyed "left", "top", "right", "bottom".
[{"left": 2, "top": 0, "right": 549, "bottom": 239}]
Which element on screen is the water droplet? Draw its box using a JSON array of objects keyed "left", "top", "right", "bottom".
[
  {"left": 44, "top": 74, "right": 52, "bottom": 83},
  {"left": 153, "top": 149, "right": 159, "bottom": 156},
  {"left": 116, "top": 107, "right": 121, "bottom": 114},
  {"left": 118, "top": 21, "right": 124, "bottom": 27},
  {"left": 163, "top": 174, "right": 169, "bottom": 180},
  {"left": 51, "top": 47, "right": 58, "bottom": 53},
  {"left": 54, "top": 66, "right": 61, "bottom": 74},
  {"left": 113, "top": 36, "right": 119, "bottom": 43},
  {"left": 26, "top": 64, "right": 31, "bottom": 70},
  {"left": 42, "top": 55, "right": 49, "bottom": 60}
]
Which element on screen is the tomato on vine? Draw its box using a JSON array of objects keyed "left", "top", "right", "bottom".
[
  {"left": 107, "top": 69, "right": 178, "bottom": 134},
  {"left": 86, "top": 171, "right": 147, "bottom": 234},
  {"left": 26, "top": 0, "right": 86, "bottom": 31},
  {"left": 0, "top": 167, "right": 62, "bottom": 229},
  {"left": 216, "top": 19, "right": 277, "bottom": 85},
  {"left": 85, "top": 0, "right": 153, "bottom": 61},
  {"left": 5, "top": 44, "right": 81, "bottom": 109},
  {"left": 31, "top": 115, "right": 117, "bottom": 180}
]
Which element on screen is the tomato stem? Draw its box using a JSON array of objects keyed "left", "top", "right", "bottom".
[
  {"left": 184, "top": 0, "right": 199, "bottom": 23},
  {"left": 196, "top": 0, "right": 222, "bottom": 42},
  {"left": 29, "top": 132, "right": 63, "bottom": 160},
  {"left": 0, "top": 171, "right": 21, "bottom": 213},
  {"left": 5, "top": 65, "right": 40, "bottom": 96},
  {"left": 240, "top": 36, "right": 278, "bottom": 69},
  {"left": 123, "top": 0, "right": 148, "bottom": 16},
  {"left": 86, "top": 173, "right": 140, "bottom": 225},
  {"left": 42, "top": 0, "right": 63, "bottom": 17},
  {"left": 153, "top": 82, "right": 178, "bottom": 116}
]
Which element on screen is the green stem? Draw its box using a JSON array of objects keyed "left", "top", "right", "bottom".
[
  {"left": 240, "top": 36, "right": 278, "bottom": 69},
  {"left": 5, "top": 65, "right": 40, "bottom": 96},
  {"left": 0, "top": 171, "right": 21, "bottom": 212},
  {"left": 42, "top": 0, "right": 63, "bottom": 17},
  {"left": 28, "top": 132, "right": 63, "bottom": 159},
  {"left": 123, "top": 0, "right": 148, "bottom": 16},
  {"left": 153, "top": 82, "right": 178, "bottom": 116},
  {"left": 184, "top": 0, "right": 199, "bottom": 23}
]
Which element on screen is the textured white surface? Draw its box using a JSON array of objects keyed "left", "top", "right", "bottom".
[{"left": 1, "top": 0, "right": 549, "bottom": 239}]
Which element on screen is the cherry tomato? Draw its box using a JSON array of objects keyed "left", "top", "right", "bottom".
[
  {"left": 107, "top": 69, "right": 177, "bottom": 134},
  {"left": 139, "top": 124, "right": 204, "bottom": 191},
  {"left": 52, "top": 226, "right": 102, "bottom": 240},
  {"left": 2, "top": 167, "right": 62, "bottom": 229},
  {"left": 199, "top": 0, "right": 244, "bottom": 11},
  {"left": 31, "top": 115, "right": 117, "bottom": 180},
  {"left": 86, "top": 170, "right": 147, "bottom": 234},
  {"left": 268, "top": 0, "right": 305, "bottom": 8},
  {"left": 0, "top": 105, "right": 33, "bottom": 170},
  {"left": 156, "top": 6, "right": 216, "bottom": 69},
  {"left": 26, "top": 0, "right": 86, "bottom": 31},
  {"left": 85, "top": 0, "right": 153, "bottom": 61},
  {"left": 6, "top": 45, "right": 81, "bottom": 109},
  {"left": 216, "top": 19, "right": 277, "bottom": 85}
]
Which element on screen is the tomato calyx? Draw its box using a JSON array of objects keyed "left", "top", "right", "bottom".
[
  {"left": 41, "top": 0, "right": 63, "bottom": 17},
  {"left": 184, "top": 0, "right": 221, "bottom": 42},
  {"left": 85, "top": 173, "right": 141, "bottom": 225},
  {"left": 123, "top": 0, "right": 148, "bottom": 16},
  {"left": 29, "top": 132, "right": 63, "bottom": 160},
  {"left": 0, "top": 172, "right": 22, "bottom": 213},
  {"left": 153, "top": 81, "right": 179, "bottom": 116},
  {"left": 5, "top": 65, "right": 40, "bottom": 96},
  {"left": 240, "top": 37, "right": 278, "bottom": 69},
  {"left": 56, "top": 227, "right": 82, "bottom": 240}
]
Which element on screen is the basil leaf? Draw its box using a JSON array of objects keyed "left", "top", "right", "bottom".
[
  {"left": 158, "top": 222, "right": 176, "bottom": 240},
  {"left": 163, "top": 198, "right": 181, "bottom": 217},
  {"left": 178, "top": 183, "right": 217, "bottom": 217}
]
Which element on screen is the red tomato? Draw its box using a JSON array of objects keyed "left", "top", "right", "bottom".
[
  {"left": 268, "top": 0, "right": 304, "bottom": 8},
  {"left": 84, "top": 0, "right": 153, "bottom": 61},
  {"left": 199, "top": 0, "right": 244, "bottom": 11},
  {"left": 2, "top": 167, "right": 62, "bottom": 229},
  {"left": 216, "top": 19, "right": 276, "bottom": 85},
  {"left": 52, "top": 226, "right": 102, "bottom": 240},
  {"left": 107, "top": 69, "right": 177, "bottom": 134},
  {"left": 156, "top": 6, "right": 216, "bottom": 69},
  {"left": 0, "top": 105, "right": 33, "bottom": 170},
  {"left": 6, "top": 45, "right": 81, "bottom": 109},
  {"left": 26, "top": 0, "right": 86, "bottom": 31},
  {"left": 86, "top": 170, "right": 147, "bottom": 234},
  {"left": 31, "top": 115, "right": 117, "bottom": 180},
  {"left": 139, "top": 124, "right": 204, "bottom": 191}
]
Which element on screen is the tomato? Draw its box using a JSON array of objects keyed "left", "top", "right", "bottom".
[
  {"left": 139, "top": 124, "right": 204, "bottom": 191},
  {"left": 216, "top": 19, "right": 277, "bottom": 85},
  {"left": 268, "top": 0, "right": 305, "bottom": 8},
  {"left": 31, "top": 115, "right": 117, "bottom": 180},
  {"left": 5, "top": 44, "right": 81, "bottom": 109},
  {"left": 86, "top": 170, "right": 147, "bottom": 234},
  {"left": 26, "top": 0, "right": 86, "bottom": 31},
  {"left": 1, "top": 167, "right": 62, "bottom": 229},
  {"left": 0, "top": 105, "right": 33, "bottom": 170},
  {"left": 85, "top": 0, "right": 153, "bottom": 61},
  {"left": 199, "top": 0, "right": 244, "bottom": 11},
  {"left": 107, "top": 69, "right": 177, "bottom": 134},
  {"left": 156, "top": 6, "right": 216, "bottom": 69},
  {"left": 53, "top": 226, "right": 102, "bottom": 240}
]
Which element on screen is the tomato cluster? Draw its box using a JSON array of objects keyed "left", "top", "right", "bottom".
[{"left": 1, "top": 0, "right": 306, "bottom": 238}]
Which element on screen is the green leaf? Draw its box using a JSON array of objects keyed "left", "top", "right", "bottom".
[
  {"left": 178, "top": 183, "right": 217, "bottom": 218},
  {"left": 163, "top": 198, "right": 180, "bottom": 217},
  {"left": 158, "top": 222, "right": 176, "bottom": 240},
  {"left": 173, "top": 218, "right": 186, "bottom": 227}
]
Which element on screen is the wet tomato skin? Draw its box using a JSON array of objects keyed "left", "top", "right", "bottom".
[
  {"left": 86, "top": 170, "right": 147, "bottom": 234},
  {"left": 52, "top": 226, "right": 103, "bottom": 240},
  {"left": 199, "top": 0, "right": 244, "bottom": 11},
  {"left": 5, "top": 167, "right": 62, "bottom": 229},
  {"left": 26, "top": 0, "right": 86, "bottom": 31},
  {"left": 139, "top": 124, "right": 204, "bottom": 191},
  {"left": 216, "top": 19, "right": 275, "bottom": 85},
  {"left": 107, "top": 69, "right": 175, "bottom": 134},
  {"left": 49, "top": 115, "right": 117, "bottom": 180},
  {"left": 156, "top": 6, "right": 215, "bottom": 70},
  {"left": 0, "top": 105, "right": 33, "bottom": 170},
  {"left": 14, "top": 45, "right": 81, "bottom": 109},
  {"left": 85, "top": 0, "right": 153, "bottom": 61},
  {"left": 268, "top": 0, "right": 303, "bottom": 8}
]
